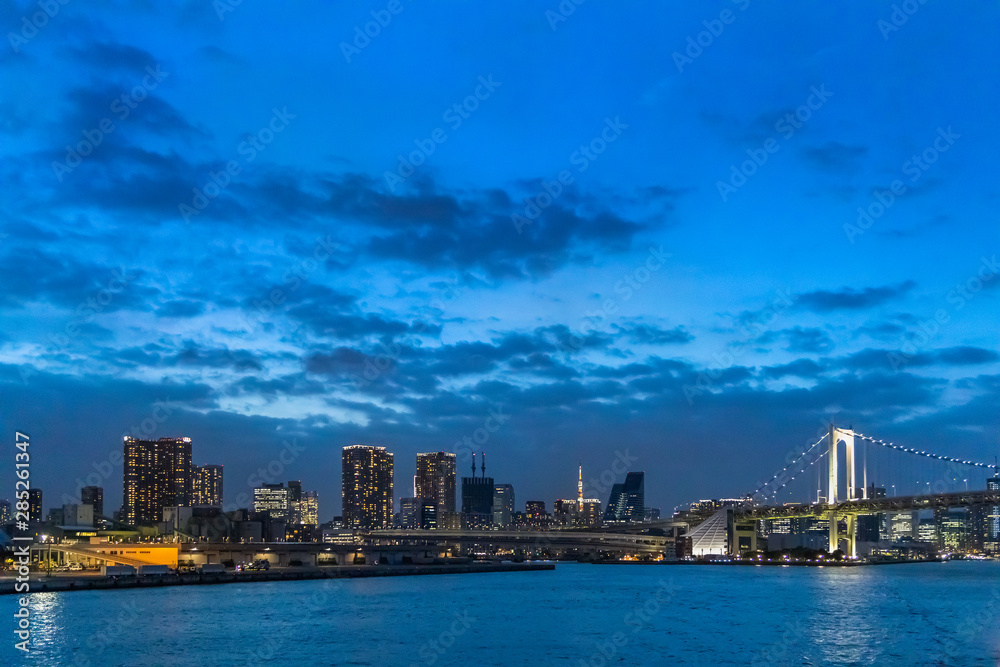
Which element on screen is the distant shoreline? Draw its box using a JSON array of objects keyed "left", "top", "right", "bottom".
[{"left": 0, "top": 561, "right": 554, "bottom": 595}]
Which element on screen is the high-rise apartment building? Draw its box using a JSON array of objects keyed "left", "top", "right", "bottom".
[
  {"left": 192, "top": 465, "right": 223, "bottom": 506},
  {"left": 123, "top": 436, "right": 193, "bottom": 525},
  {"left": 342, "top": 445, "right": 394, "bottom": 530},
  {"left": 415, "top": 452, "right": 457, "bottom": 517}
]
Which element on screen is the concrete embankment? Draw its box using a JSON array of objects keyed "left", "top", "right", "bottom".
[{"left": 0, "top": 561, "right": 555, "bottom": 595}]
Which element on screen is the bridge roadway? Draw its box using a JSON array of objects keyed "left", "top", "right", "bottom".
[
  {"left": 364, "top": 529, "right": 670, "bottom": 554},
  {"left": 736, "top": 490, "right": 1000, "bottom": 521}
]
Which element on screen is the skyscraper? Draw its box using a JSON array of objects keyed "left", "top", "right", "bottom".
[
  {"left": 300, "top": 490, "right": 319, "bottom": 525},
  {"left": 81, "top": 486, "right": 103, "bottom": 527},
  {"left": 342, "top": 445, "right": 394, "bottom": 530},
  {"left": 192, "top": 465, "right": 223, "bottom": 506},
  {"left": 604, "top": 471, "right": 645, "bottom": 523},
  {"left": 461, "top": 452, "right": 494, "bottom": 529},
  {"left": 415, "top": 452, "right": 457, "bottom": 518},
  {"left": 123, "top": 436, "right": 193, "bottom": 525},
  {"left": 493, "top": 483, "right": 514, "bottom": 528}
]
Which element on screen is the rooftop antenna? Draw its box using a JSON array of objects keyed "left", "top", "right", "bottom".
[
  {"left": 471, "top": 452, "right": 476, "bottom": 478},
  {"left": 481, "top": 451, "right": 486, "bottom": 478}
]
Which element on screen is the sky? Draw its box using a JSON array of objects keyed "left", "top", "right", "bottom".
[{"left": 1, "top": 0, "right": 998, "bottom": 521}]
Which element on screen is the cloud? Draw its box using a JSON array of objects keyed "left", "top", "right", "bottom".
[
  {"left": 795, "top": 281, "right": 916, "bottom": 312},
  {"left": 799, "top": 142, "right": 867, "bottom": 172}
]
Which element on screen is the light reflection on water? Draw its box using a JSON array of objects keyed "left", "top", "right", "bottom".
[{"left": 2, "top": 561, "right": 999, "bottom": 666}]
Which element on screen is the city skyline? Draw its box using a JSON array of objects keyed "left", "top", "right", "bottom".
[{"left": 1, "top": 1, "right": 999, "bottom": 523}]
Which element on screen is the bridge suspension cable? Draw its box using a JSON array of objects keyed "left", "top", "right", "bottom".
[
  {"left": 748, "top": 433, "right": 828, "bottom": 501},
  {"left": 852, "top": 430, "right": 997, "bottom": 470}
]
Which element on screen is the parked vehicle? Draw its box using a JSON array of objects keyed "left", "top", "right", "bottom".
[
  {"left": 198, "top": 563, "right": 226, "bottom": 574},
  {"left": 245, "top": 559, "right": 271, "bottom": 571},
  {"left": 103, "top": 565, "right": 137, "bottom": 577},
  {"left": 138, "top": 565, "right": 169, "bottom": 577},
  {"left": 68, "top": 563, "right": 83, "bottom": 571}
]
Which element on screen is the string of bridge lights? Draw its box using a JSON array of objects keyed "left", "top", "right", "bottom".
[
  {"left": 764, "top": 444, "right": 828, "bottom": 501},
  {"left": 748, "top": 433, "right": 829, "bottom": 500},
  {"left": 851, "top": 430, "right": 997, "bottom": 470}
]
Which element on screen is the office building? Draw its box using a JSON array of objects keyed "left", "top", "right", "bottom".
[
  {"left": 252, "top": 483, "right": 290, "bottom": 521},
  {"left": 81, "top": 486, "right": 103, "bottom": 526},
  {"left": 0, "top": 500, "right": 10, "bottom": 524},
  {"left": 28, "top": 488, "right": 43, "bottom": 523},
  {"left": 342, "top": 445, "right": 394, "bottom": 530},
  {"left": 415, "top": 452, "right": 457, "bottom": 516},
  {"left": 192, "top": 465, "right": 223, "bottom": 506},
  {"left": 400, "top": 497, "right": 421, "bottom": 529},
  {"left": 461, "top": 453, "right": 494, "bottom": 529},
  {"left": 493, "top": 484, "right": 514, "bottom": 528},
  {"left": 604, "top": 472, "right": 645, "bottom": 523},
  {"left": 123, "top": 436, "right": 193, "bottom": 525}
]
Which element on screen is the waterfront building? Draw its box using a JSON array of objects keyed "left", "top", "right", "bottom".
[
  {"left": 524, "top": 500, "right": 548, "bottom": 529},
  {"left": 342, "top": 445, "right": 394, "bottom": 530},
  {"left": 123, "top": 436, "right": 193, "bottom": 525},
  {"left": 0, "top": 500, "right": 9, "bottom": 524},
  {"left": 604, "top": 472, "right": 645, "bottom": 523},
  {"left": 579, "top": 499, "right": 602, "bottom": 528}
]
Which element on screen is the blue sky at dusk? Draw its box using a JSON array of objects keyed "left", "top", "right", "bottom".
[{"left": 1, "top": 1, "right": 998, "bottom": 518}]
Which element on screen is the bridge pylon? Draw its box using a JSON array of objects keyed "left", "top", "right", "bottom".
[{"left": 828, "top": 425, "right": 860, "bottom": 556}]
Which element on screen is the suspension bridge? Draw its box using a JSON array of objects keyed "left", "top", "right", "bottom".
[{"left": 692, "top": 425, "right": 1000, "bottom": 558}]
